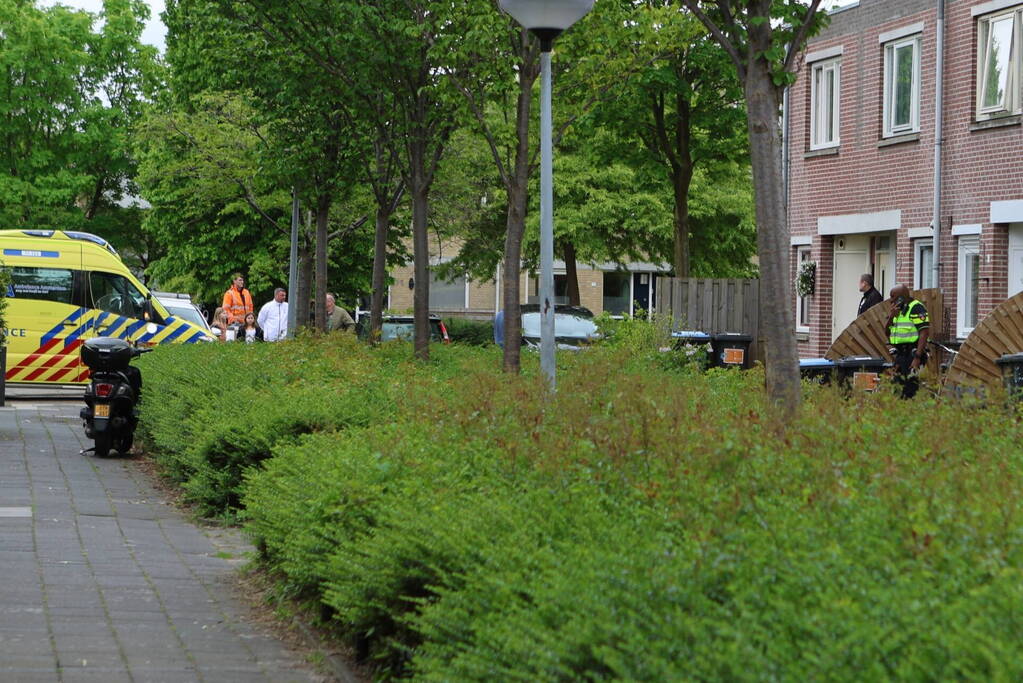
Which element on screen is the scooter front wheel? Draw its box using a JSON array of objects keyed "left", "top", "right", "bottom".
[{"left": 93, "top": 432, "right": 111, "bottom": 458}]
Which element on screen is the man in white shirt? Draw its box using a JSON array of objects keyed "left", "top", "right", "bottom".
[{"left": 257, "top": 288, "right": 289, "bottom": 341}]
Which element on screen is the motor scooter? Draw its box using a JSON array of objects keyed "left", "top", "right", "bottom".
[{"left": 79, "top": 334, "right": 153, "bottom": 457}]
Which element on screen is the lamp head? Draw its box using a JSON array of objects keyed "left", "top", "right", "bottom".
[{"left": 498, "top": 0, "right": 595, "bottom": 49}]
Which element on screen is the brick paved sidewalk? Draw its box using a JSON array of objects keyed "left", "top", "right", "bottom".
[{"left": 0, "top": 400, "right": 324, "bottom": 683}]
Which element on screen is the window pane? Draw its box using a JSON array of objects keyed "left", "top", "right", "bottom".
[
  {"left": 603, "top": 272, "right": 630, "bottom": 315},
  {"left": 90, "top": 272, "right": 144, "bottom": 319},
  {"left": 894, "top": 44, "right": 914, "bottom": 127},
  {"left": 967, "top": 252, "right": 980, "bottom": 328},
  {"left": 428, "top": 271, "right": 466, "bottom": 310},
  {"left": 554, "top": 274, "right": 569, "bottom": 305},
  {"left": 983, "top": 15, "right": 1015, "bottom": 110},
  {"left": 9, "top": 267, "right": 74, "bottom": 304},
  {"left": 825, "top": 68, "right": 836, "bottom": 141},
  {"left": 797, "top": 249, "right": 811, "bottom": 327},
  {"left": 919, "top": 245, "right": 934, "bottom": 289},
  {"left": 812, "top": 67, "right": 823, "bottom": 144}
]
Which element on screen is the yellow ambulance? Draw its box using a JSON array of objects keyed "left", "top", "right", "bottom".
[{"left": 1, "top": 229, "right": 212, "bottom": 386}]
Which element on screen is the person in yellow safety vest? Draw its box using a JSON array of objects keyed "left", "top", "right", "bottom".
[
  {"left": 885, "top": 284, "right": 930, "bottom": 399},
  {"left": 222, "top": 273, "right": 254, "bottom": 325}
]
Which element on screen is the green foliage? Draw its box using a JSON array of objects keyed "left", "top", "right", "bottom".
[
  {"left": 136, "top": 335, "right": 395, "bottom": 518},
  {"left": 0, "top": 0, "right": 159, "bottom": 243},
  {"left": 142, "top": 332, "right": 1023, "bottom": 679},
  {"left": 443, "top": 318, "right": 494, "bottom": 346}
]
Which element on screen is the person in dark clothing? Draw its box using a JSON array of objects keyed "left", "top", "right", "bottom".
[
  {"left": 858, "top": 273, "right": 884, "bottom": 316},
  {"left": 886, "top": 284, "right": 930, "bottom": 399}
]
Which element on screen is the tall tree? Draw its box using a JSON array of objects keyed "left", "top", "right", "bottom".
[
  {"left": 443, "top": 0, "right": 645, "bottom": 372},
  {"left": 679, "top": 0, "right": 827, "bottom": 415},
  {"left": 0, "top": 0, "right": 159, "bottom": 237},
  {"left": 158, "top": 0, "right": 374, "bottom": 328},
  {"left": 227, "top": 0, "right": 465, "bottom": 359}
]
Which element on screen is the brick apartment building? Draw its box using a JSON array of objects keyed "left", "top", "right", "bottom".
[
  {"left": 386, "top": 236, "right": 669, "bottom": 320},
  {"left": 788, "top": 0, "right": 1023, "bottom": 357}
]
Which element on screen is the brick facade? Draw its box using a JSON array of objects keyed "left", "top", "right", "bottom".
[{"left": 788, "top": 0, "right": 1023, "bottom": 356}]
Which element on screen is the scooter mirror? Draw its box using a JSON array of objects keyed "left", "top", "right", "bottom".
[{"left": 146, "top": 323, "right": 158, "bottom": 335}]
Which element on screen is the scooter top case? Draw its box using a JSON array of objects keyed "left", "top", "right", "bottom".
[{"left": 81, "top": 337, "right": 134, "bottom": 371}]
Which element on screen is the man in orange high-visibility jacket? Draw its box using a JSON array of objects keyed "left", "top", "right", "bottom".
[{"left": 222, "top": 273, "right": 253, "bottom": 324}]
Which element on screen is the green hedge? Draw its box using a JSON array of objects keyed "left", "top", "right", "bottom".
[
  {"left": 140, "top": 331, "right": 1023, "bottom": 679},
  {"left": 443, "top": 317, "right": 494, "bottom": 346}
]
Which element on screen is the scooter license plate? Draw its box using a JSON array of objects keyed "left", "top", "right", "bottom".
[{"left": 94, "top": 404, "right": 111, "bottom": 417}]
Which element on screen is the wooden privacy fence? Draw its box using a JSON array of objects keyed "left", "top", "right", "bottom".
[{"left": 656, "top": 277, "right": 760, "bottom": 359}]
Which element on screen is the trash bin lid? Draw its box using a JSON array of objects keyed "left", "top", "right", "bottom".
[
  {"left": 672, "top": 330, "right": 711, "bottom": 341},
  {"left": 835, "top": 355, "right": 889, "bottom": 369},
  {"left": 712, "top": 332, "right": 752, "bottom": 342},
  {"left": 799, "top": 357, "right": 835, "bottom": 368},
  {"left": 996, "top": 352, "right": 1023, "bottom": 365}
]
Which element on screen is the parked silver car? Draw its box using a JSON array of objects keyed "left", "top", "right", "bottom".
[
  {"left": 152, "top": 291, "right": 212, "bottom": 334},
  {"left": 518, "top": 304, "right": 600, "bottom": 350}
]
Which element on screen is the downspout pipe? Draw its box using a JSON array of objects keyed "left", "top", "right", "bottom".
[
  {"left": 783, "top": 86, "right": 790, "bottom": 212},
  {"left": 931, "top": 0, "right": 945, "bottom": 295}
]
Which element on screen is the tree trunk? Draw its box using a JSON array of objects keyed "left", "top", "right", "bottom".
[
  {"left": 296, "top": 238, "right": 313, "bottom": 328},
  {"left": 410, "top": 142, "right": 430, "bottom": 362},
  {"left": 671, "top": 165, "right": 694, "bottom": 278},
  {"left": 744, "top": 63, "right": 800, "bottom": 416},
  {"left": 369, "top": 203, "right": 389, "bottom": 345},
  {"left": 501, "top": 50, "right": 537, "bottom": 375},
  {"left": 502, "top": 180, "right": 528, "bottom": 373},
  {"left": 314, "top": 192, "right": 330, "bottom": 332},
  {"left": 563, "top": 240, "right": 580, "bottom": 306}
]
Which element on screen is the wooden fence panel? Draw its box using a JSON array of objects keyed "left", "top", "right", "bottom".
[{"left": 656, "top": 277, "right": 760, "bottom": 359}]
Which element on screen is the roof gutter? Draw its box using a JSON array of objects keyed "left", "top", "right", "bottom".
[{"left": 931, "top": 0, "right": 945, "bottom": 295}]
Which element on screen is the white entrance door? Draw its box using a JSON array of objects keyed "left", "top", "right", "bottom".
[
  {"left": 1010, "top": 224, "right": 1023, "bottom": 298},
  {"left": 832, "top": 234, "right": 871, "bottom": 339}
]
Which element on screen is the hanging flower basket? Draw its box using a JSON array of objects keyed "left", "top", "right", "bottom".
[{"left": 795, "top": 260, "right": 816, "bottom": 297}]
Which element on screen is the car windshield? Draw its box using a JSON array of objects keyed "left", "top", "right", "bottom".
[
  {"left": 162, "top": 301, "right": 207, "bottom": 330},
  {"left": 379, "top": 320, "right": 441, "bottom": 342},
  {"left": 381, "top": 322, "right": 415, "bottom": 342}
]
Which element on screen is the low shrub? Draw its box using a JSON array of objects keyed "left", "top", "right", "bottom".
[
  {"left": 443, "top": 317, "right": 494, "bottom": 346},
  {"left": 141, "top": 325, "right": 1023, "bottom": 679},
  {"left": 137, "top": 335, "right": 396, "bottom": 518}
]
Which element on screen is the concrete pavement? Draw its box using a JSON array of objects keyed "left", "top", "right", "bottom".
[{"left": 0, "top": 399, "right": 325, "bottom": 682}]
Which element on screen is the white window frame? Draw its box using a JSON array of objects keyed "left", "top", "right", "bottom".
[
  {"left": 976, "top": 7, "right": 1023, "bottom": 120},
  {"left": 957, "top": 236, "right": 981, "bottom": 339},
  {"left": 810, "top": 58, "right": 841, "bottom": 150},
  {"left": 914, "top": 238, "right": 934, "bottom": 290},
  {"left": 882, "top": 35, "right": 922, "bottom": 137},
  {"left": 796, "top": 246, "right": 812, "bottom": 332}
]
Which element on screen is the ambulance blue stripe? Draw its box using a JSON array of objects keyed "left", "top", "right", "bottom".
[
  {"left": 97, "top": 314, "right": 131, "bottom": 338},
  {"left": 94, "top": 312, "right": 112, "bottom": 331},
  {"left": 160, "top": 324, "right": 189, "bottom": 344},
  {"left": 65, "top": 320, "right": 95, "bottom": 344},
  {"left": 185, "top": 331, "right": 206, "bottom": 343},
  {"left": 42, "top": 308, "right": 86, "bottom": 344},
  {"left": 120, "top": 320, "right": 148, "bottom": 339}
]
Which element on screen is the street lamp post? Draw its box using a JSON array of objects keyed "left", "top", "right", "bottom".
[
  {"left": 498, "top": 0, "right": 593, "bottom": 390},
  {"left": 287, "top": 186, "right": 299, "bottom": 339}
]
